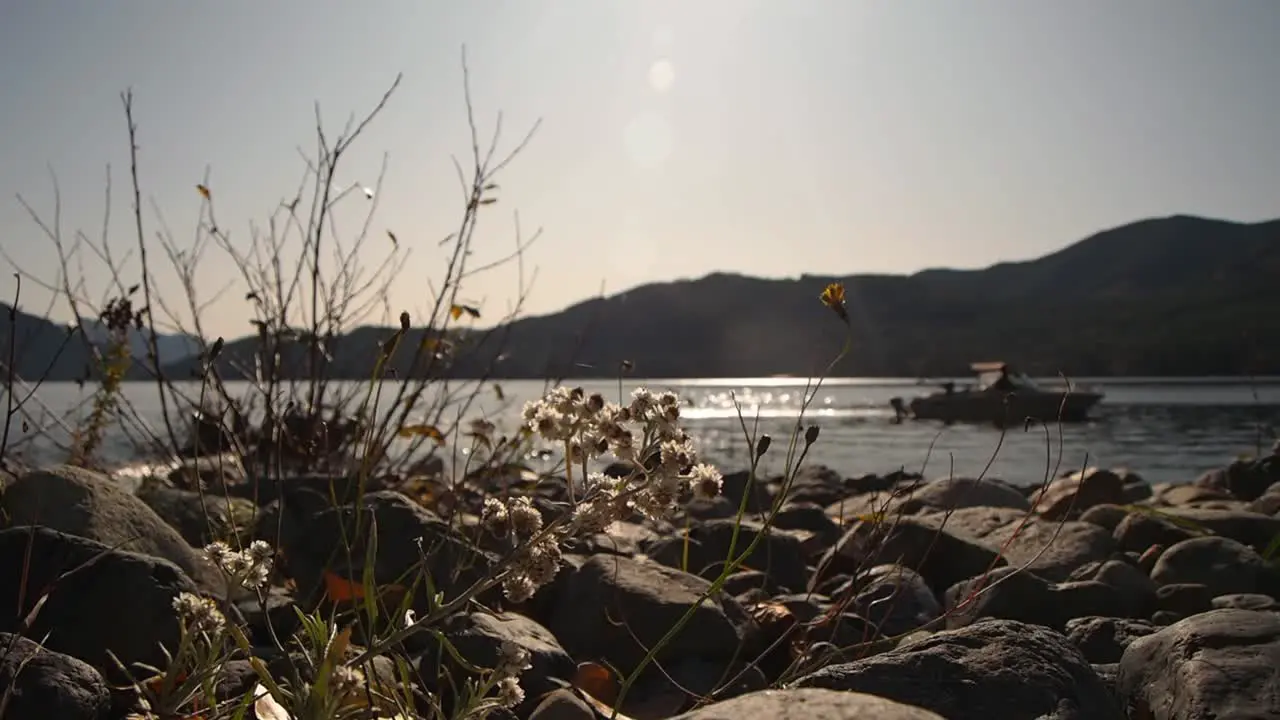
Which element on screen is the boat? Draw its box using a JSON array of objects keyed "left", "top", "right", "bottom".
[{"left": 890, "top": 361, "right": 1104, "bottom": 425}]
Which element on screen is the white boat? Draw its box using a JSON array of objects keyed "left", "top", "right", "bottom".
[{"left": 891, "top": 361, "right": 1104, "bottom": 425}]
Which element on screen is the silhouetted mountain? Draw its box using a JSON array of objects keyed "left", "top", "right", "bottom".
[
  {"left": 443, "top": 213, "right": 1280, "bottom": 378},
  {"left": 81, "top": 321, "right": 201, "bottom": 369},
  {"left": 0, "top": 303, "right": 199, "bottom": 382},
  {"left": 10, "top": 214, "right": 1280, "bottom": 382}
]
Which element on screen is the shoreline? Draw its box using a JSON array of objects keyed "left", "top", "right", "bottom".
[{"left": 2, "top": 448, "right": 1279, "bottom": 716}]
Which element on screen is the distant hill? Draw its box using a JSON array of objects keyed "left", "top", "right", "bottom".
[
  {"left": 8, "top": 214, "right": 1280, "bottom": 382},
  {"left": 0, "top": 303, "right": 199, "bottom": 382}
]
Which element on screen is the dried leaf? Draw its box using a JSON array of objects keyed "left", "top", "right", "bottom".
[
  {"left": 572, "top": 661, "right": 617, "bottom": 705},
  {"left": 449, "top": 304, "right": 480, "bottom": 320},
  {"left": 323, "top": 570, "right": 365, "bottom": 602},
  {"left": 326, "top": 626, "right": 353, "bottom": 668},
  {"left": 478, "top": 197, "right": 498, "bottom": 205},
  {"left": 574, "top": 687, "right": 639, "bottom": 720},
  {"left": 253, "top": 682, "right": 292, "bottom": 720},
  {"left": 322, "top": 569, "right": 407, "bottom": 605},
  {"left": 196, "top": 184, "right": 211, "bottom": 199},
  {"left": 397, "top": 424, "right": 446, "bottom": 446},
  {"left": 422, "top": 336, "right": 453, "bottom": 353}
]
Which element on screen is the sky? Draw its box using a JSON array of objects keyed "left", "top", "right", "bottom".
[{"left": 2, "top": 1, "right": 1279, "bottom": 341}]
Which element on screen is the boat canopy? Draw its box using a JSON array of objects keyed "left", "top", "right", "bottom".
[{"left": 968, "top": 361, "right": 1042, "bottom": 391}]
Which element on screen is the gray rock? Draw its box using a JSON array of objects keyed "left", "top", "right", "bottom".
[
  {"left": 274, "top": 490, "right": 496, "bottom": 610},
  {"left": 670, "top": 688, "right": 944, "bottom": 719},
  {"left": 419, "top": 610, "right": 575, "bottom": 716},
  {"left": 1193, "top": 455, "right": 1280, "bottom": 502},
  {"left": 644, "top": 518, "right": 810, "bottom": 592},
  {"left": 1245, "top": 492, "right": 1280, "bottom": 516},
  {"left": 1151, "top": 536, "right": 1280, "bottom": 598},
  {"left": 784, "top": 465, "right": 861, "bottom": 507},
  {"left": 1212, "top": 593, "right": 1280, "bottom": 611},
  {"left": 1122, "top": 479, "right": 1154, "bottom": 503},
  {"left": 166, "top": 453, "right": 247, "bottom": 492},
  {"left": 0, "top": 527, "right": 196, "bottom": 680},
  {"left": 815, "top": 514, "right": 1006, "bottom": 595},
  {"left": 722, "top": 570, "right": 780, "bottom": 597},
  {"left": 1078, "top": 504, "right": 1130, "bottom": 532},
  {"left": 572, "top": 520, "right": 660, "bottom": 557},
  {"left": 936, "top": 506, "right": 1114, "bottom": 582},
  {"left": 944, "top": 566, "right": 1139, "bottom": 631},
  {"left": 1112, "top": 510, "right": 1197, "bottom": 554},
  {"left": 769, "top": 502, "right": 842, "bottom": 551},
  {"left": 1152, "top": 483, "right": 1234, "bottom": 506},
  {"left": 528, "top": 689, "right": 595, "bottom": 720},
  {"left": 715, "top": 469, "right": 776, "bottom": 513},
  {"left": 624, "top": 656, "right": 769, "bottom": 716},
  {"left": 1091, "top": 662, "right": 1122, "bottom": 705},
  {"left": 895, "top": 476, "right": 1031, "bottom": 514},
  {"left": 1153, "top": 507, "right": 1280, "bottom": 551},
  {"left": 1, "top": 465, "right": 224, "bottom": 593},
  {"left": 1070, "top": 559, "right": 1159, "bottom": 617},
  {"left": 550, "top": 554, "right": 757, "bottom": 679},
  {"left": 1032, "top": 468, "right": 1129, "bottom": 520},
  {"left": 0, "top": 632, "right": 110, "bottom": 720},
  {"left": 1117, "top": 608, "right": 1280, "bottom": 719},
  {"left": 1155, "top": 583, "right": 1215, "bottom": 617},
  {"left": 1065, "top": 616, "right": 1158, "bottom": 664},
  {"left": 792, "top": 619, "right": 1124, "bottom": 719},
  {"left": 135, "top": 481, "right": 257, "bottom": 547},
  {"left": 849, "top": 564, "right": 941, "bottom": 637}
]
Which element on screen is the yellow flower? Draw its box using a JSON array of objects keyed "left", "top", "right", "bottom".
[{"left": 820, "top": 282, "right": 849, "bottom": 322}]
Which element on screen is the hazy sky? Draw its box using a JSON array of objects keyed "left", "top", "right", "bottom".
[{"left": 2, "top": 1, "right": 1279, "bottom": 341}]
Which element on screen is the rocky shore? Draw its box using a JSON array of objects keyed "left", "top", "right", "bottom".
[{"left": 1, "top": 447, "right": 1279, "bottom": 719}]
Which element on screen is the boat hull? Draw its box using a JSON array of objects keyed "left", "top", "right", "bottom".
[{"left": 904, "top": 390, "right": 1103, "bottom": 425}]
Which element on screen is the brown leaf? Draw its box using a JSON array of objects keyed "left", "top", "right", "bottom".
[
  {"left": 571, "top": 661, "right": 617, "bottom": 705},
  {"left": 397, "top": 424, "right": 447, "bottom": 446},
  {"left": 449, "top": 304, "right": 480, "bottom": 320}
]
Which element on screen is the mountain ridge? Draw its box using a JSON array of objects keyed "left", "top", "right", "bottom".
[{"left": 3, "top": 213, "right": 1278, "bottom": 381}]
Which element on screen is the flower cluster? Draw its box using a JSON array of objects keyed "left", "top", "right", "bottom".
[
  {"left": 521, "top": 386, "right": 723, "bottom": 528},
  {"left": 491, "top": 640, "right": 532, "bottom": 709},
  {"left": 329, "top": 664, "right": 366, "bottom": 699},
  {"left": 172, "top": 591, "right": 226, "bottom": 635},
  {"left": 481, "top": 387, "right": 724, "bottom": 606},
  {"left": 482, "top": 496, "right": 562, "bottom": 603},
  {"left": 203, "top": 539, "right": 275, "bottom": 590}
]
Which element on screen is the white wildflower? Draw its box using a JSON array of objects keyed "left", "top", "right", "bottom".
[
  {"left": 203, "top": 540, "right": 233, "bottom": 566},
  {"left": 330, "top": 664, "right": 365, "bottom": 698},
  {"left": 687, "top": 463, "right": 723, "bottom": 500},
  {"left": 495, "top": 640, "right": 532, "bottom": 680},
  {"left": 572, "top": 499, "right": 614, "bottom": 534},
  {"left": 507, "top": 496, "right": 543, "bottom": 537},
  {"left": 203, "top": 540, "right": 274, "bottom": 590},
  {"left": 659, "top": 437, "right": 696, "bottom": 473},
  {"left": 501, "top": 574, "right": 537, "bottom": 604},
  {"left": 494, "top": 676, "right": 525, "bottom": 708},
  {"left": 481, "top": 497, "right": 510, "bottom": 536},
  {"left": 246, "top": 539, "right": 274, "bottom": 564},
  {"left": 524, "top": 538, "right": 562, "bottom": 586},
  {"left": 172, "top": 592, "right": 225, "bottom": 635}
]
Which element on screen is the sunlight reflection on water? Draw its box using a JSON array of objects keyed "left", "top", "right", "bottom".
[{"left": 8, "top": 378, "right": 1279, "bottom": 487}]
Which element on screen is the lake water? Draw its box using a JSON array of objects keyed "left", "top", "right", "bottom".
[{"left": 4, "top": 377, "right": 1279, "bottom": 487}]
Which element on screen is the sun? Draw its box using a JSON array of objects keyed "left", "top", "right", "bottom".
[{"left": 648, "top": 59, "right": 675, "bottom": 93}]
